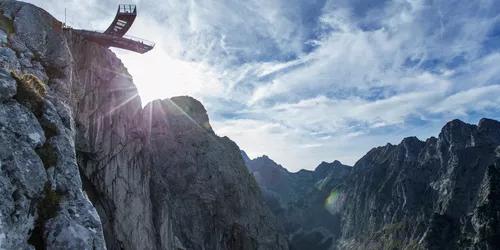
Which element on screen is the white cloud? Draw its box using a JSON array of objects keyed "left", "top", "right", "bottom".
[
  {"left": 23, "top": 0, "right": 500, "bottom": 171},
  {"left": 430, "top": 85, "right": 500, "bottom": 116},
  {"left": 297, "top": 144, "right": 323, "bottom": 149}
]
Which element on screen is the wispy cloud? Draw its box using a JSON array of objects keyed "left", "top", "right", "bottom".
[
  {"left": 297, "top": 144, "right": 323, "bottom": 149},
  {"left": 25, "top": 0, "right": 500, "bottom": 171}
]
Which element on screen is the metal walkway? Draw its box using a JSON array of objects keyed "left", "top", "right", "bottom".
[{"left": 70, "top": 4, "right": 155, "bottom": 54}]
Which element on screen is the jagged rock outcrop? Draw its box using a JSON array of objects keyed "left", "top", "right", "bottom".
[
  {"left": 0, "top": 1, "right": 288, "bottom": 250},
  {"left": 0, "top": 1, "right": 107, "bottom": 249},
  {"left": 243, "top": 152, "right": 352, "bottom": 250},
  {"left": 338, "top": 118, "right": 500, "bottom": 250},
  {"left": 146, "top": 98, "right": 288, "bottom": 250}
]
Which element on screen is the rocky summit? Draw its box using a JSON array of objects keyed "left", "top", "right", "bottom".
[{"left": 0, "top": 1, "right": 287, "bottom": 250}]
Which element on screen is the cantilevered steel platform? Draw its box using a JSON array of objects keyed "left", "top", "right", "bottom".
[
  {"left": 73, "top": 29, "right": 155, "bottom": 54},
  {"left": 70, "top": 4, "right": 155, "bottom": 54}
]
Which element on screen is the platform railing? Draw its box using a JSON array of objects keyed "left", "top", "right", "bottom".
[
  {"left": 74, "top": 29, "right": 155, "bottom": 48},
  {"left": 118, "top": 4, "right": 137, "bottom": 14}
]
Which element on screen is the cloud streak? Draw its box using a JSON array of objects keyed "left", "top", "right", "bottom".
[{"left": 25, "top": 0, "right": 500, "bottom": 171}]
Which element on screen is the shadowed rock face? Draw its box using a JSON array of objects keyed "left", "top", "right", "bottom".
[
  {"left": 0, "top": 1, "right": 287, "bottom": 250},
  {"left": 338, "top": 118, "right": 500, "bottom": 250},
  {"left": 243, "top": 152, "right": 352, "bottom": 250},
  {"left": 145, "top": 98, "right": 287, "bottom": 250}
]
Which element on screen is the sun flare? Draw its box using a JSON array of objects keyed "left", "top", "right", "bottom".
[{"left": 114, "top": 48, "right": 221, "bottom": 106}]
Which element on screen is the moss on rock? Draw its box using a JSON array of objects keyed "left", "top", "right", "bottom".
[{"left": 11, "top": 70, "right": 47, "bottom": 117}]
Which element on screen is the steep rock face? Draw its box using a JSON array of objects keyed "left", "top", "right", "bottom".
[
  {"left": 0, "top": 1, "right": 106, "bottom": 249},
  {"left": 243, "top": 152, "right": 351, "bottom": 250},
  {"left": 146, "top": 98, "right": 288, "bottom": 250},
  {"left": 338, "top": 118, "right": 500, "bottom": 250},
  {"left": 66, "top": 27, "right": 162, "bottom": 250}
]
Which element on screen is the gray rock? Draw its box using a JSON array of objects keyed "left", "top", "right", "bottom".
[
  {"left": 0, "top": 1, "right": 107, "bottom": 249},
  {"left": 0, "top": 46, "right": 20, "bottom": 70},
  {"left": 1, "top": 1, "right": 71, "bottom": 68},
  {"left": 470, "top": 158, "right": 500, "bottom": 249},
  {"left": 0, "top": 101, "right": 45, "bottom": 148},
  {"left": 38, "top": 98, "right": 106, "bottom": 249},
  {"left": 0, "top": 68, "right": 16, "bottom": 102},
  {"left": 0, "top": 102, "right": 47, "bottom": 250},
  {"left": 0, "top": 85, "right": 106, "bottom": 250}
]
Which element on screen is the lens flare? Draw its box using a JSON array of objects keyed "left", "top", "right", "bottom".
[{"left": 324, "top": 183, "right": 346, "bottom": 215}]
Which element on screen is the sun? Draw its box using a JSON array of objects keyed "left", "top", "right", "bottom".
[{"left": 113, "top": 47, "right": 222, "bottom": 107}]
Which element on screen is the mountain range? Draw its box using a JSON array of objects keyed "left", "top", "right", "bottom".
[
  {"left": 242, "top": 118, "right": 500, "bottom": 250},
  {"left": 0, "top": 1, "right": 499, "bottom": 250}
]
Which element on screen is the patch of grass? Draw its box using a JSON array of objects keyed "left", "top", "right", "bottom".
[
  {"left": 11, "top": 70, "right": 47, "bottom": 96},
  {"left": 367, "top": 220, "right": 412, "bottom": 250},
  {"left": 369, "top": 220, "right": 408, "bottom": 241},
  {"left": 383, "top": 239, "right": 405, "bottom": 250},
  {"left": 28, "top": 184, "right": 64, "bottom": 250},
  {"left": 38, "top": 184, "right": 62, "bottom": 220},
  {"left": 0, "top": 9, "right": 14, "bottom": 35},
  {"left": 382, "top": 220, "right": 407, "bottom": 232},
  {"left": 11, "top": 70, "right": 47, "bottom": 117}
]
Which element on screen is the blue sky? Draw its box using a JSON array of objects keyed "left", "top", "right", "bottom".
[{"left": 25, "top": 0, "right": 500, "bottom": 172}]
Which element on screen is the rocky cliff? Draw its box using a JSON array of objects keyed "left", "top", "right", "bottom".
[
  {"left": 338, "top": 118, "right": 500, "bottom": 250},
  {"left": 243, "top": 153, "right": 352, "bottom": 250},
  {"left": 0, "top": 1, "right": 287, "bottom": 250}
]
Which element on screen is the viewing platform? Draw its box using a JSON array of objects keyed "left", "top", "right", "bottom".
[{"left": 69, "top": 4, "right": 155, "bottom": 54}]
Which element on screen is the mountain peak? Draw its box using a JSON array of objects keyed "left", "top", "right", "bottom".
[
  {"left": 441, "top": 118, "right": 475, "bottom": 133},
  {"left": 478, "top": 118, "right": 500, "bottom": 130},
  {"left": 313, "top": 160, "right": 351, "bottom": 179}
]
